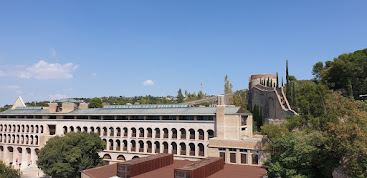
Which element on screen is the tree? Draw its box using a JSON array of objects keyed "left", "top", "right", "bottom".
[
  {"left": 88, "top": 97, "right": 103, "bottom": 108},
  {"left": 0, "top": 161, "right": 20, "bottom": 178},
  {"left": 276, "top": 72, "right": 279, "bottom": 88},
  {"left": 177, "top": 88, "right": 184, "bottom": 103},
  {"left": 312, "top": 61, "right": 324, "bottom": 83},
  {"left": 224, "top": 75, "right": 233, "bottom": 94},
  {"left": 37, "top": 132, "right": 106, "bottom": 178},
  {"left": 197, "top": 91, "right": 204, "bottom": 99}
]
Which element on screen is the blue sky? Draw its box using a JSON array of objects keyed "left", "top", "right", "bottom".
[{"left": 0, "top": 0, "right": 366, "bottom": 106}]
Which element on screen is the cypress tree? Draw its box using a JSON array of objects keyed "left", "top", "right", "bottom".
[
  {"left": 270, "top": 79, "right": 273, "bottom": 88},
  {"left": 292, "top": 82, "right": 296, "bottom": 108},
  {"left": 267, "top": 77, "right": 270, "bottom": 87},
  {"left": 276, "top": 72, "right": 279, "bottom": 88}
]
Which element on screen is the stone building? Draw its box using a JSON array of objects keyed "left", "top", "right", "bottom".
[{"left": 0, "top": 96, "right": 264, "bottom": 171}]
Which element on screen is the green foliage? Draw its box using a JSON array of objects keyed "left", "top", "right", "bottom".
[
  {"left": 232, "top": 90, "right": 247, "bottom": 110},
  {"left": 224, "top": 75, "right": 233, "bottom": 94},
  {"left": 37, "top": 132, "right": 106, "bottom": 178},
  {"left": 88, "top": 97, "right": 103, "bottom": 108},
  {"left": 317, "top": 48, "right": 367, "bottom": 99},
  {"left": 177, "top": 88, "right": 184, "bottom": 103},
  {"left": 312, "top": 61, "right": 324, "bottom": 83},
  {"left": 0, "top": 161, "right": 20, "bottom": 178},
  {"left": 252, "top": 105, "right": 262, "bottom": 131}
]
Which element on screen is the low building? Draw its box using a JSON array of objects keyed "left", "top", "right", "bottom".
[{"left": 0, "top": 95, "right": 265, "bottom": 171}]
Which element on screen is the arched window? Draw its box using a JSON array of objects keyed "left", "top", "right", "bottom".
[
  {"left": 180, "top": 129, "right": 186, "bottom": 140},
  {"left": 109, "top": 127, "right": 114, "bottom": 137},
  {"left": 90, "top": 127, "right": 95, "bottom": 133},
  {"left": 63, "top": 126, "right": 68, "bottom": 134},
  {"left": 76, "top": 126, "right": 81, "bottom": 132},
  {"left": 131, "top": 140, "right": 136, "bottom": 152},
  {"left": 139, "top": 141, "right": 144, "bottom": 152},
  {"left": 17, "top": 125, "right": 21, "bottom": 132},
  {"left": 35, "top": 136, "right": 39, "bottom": 145},
  {"left": 155, "top": 128, "right": 160, "bottom": 138},
  {"left": 139, "top": 128, "right": 144, "bottom": 138},
  {"left": 171, "top": 128, "right": 177, "bottom": 139},
  {"left": 207, "top": 129, "right": 214, "bottom": 139},
  {"left": 103, "top": 139, "right": 107, "bottom": 150},
  {"left": 163, "top": 142, "right": 169, "bottom": 153},
  {"left": 109, "top": 139, "right": 114, "bottom": 150},
  {"left": 103, "top": 127, "right": 107, "bottom": 136},
  {"left": 189, "top": 143, "right": 195, "bottom": 156},
  {"left": 189, "top": 129, "right": 195, "bottom": 140},
  {"left": 35, "top": 125, "right": 38, "bottom": 133},
  {"left": 116, "top": 127, "right": 121, "bottom": 137},
  {"left": 180, "top": 142, "right": 186, "bottom": 155},
  {"left": 31, "top": 125, "right": 34, "bottom": 133},
  {"left": 103, "top": 154, "right": 111, "bottom": 159},
  {"left": 40, "top": 125, "right": 44, "bottom": 133},
  {"left": 123, "top": 127, "right": 128, "bottom": 137},
  {"left": 154, "top": 141, "right": 160, "bottom": 153},
  {"left": 132, "top": 156, "right": 139, "bottom": 159},
  {"left": 83, "top": 126, "right": 88, "bottom": 133},
  {"left": 147, "top": 128, "right": 152, "bottom": 138},
  {"left": 171, "top": 142, "right": 177, "bottom": 155},
  {"left": 198, "top": 143, "right": 205, "bottom": 156},
  {"left": 117, "top": 155, "right": 125, "bottom": 161},
  {"left": 146, "top": 141, "right": 152, "bottom": 153},
  {"left": 198, "top": 129, "right": 204, "bottom": 140},
  {"left": 116, "top": 140, "right": 121, "bottom": 151},
  {"left": 123, "top": 140, "right": 128, "bottom": 151},
  {"left": 163, "top": 128, "right": 168, "bottom": 138},
  {"left": 96, "top": 127, "right": 101, "bottom": 136},
  {"left": 131, "top": 128, "right": 137, "bottom": 137}
]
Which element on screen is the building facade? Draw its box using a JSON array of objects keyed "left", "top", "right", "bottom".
[{"left": 0, "top": 96, "right": 265, "bottom": 170}]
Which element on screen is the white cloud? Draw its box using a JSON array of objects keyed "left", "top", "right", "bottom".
[
  {"left": 48, "top": 93, "right": 68, "bottom": 101},
  {"left": 142, "top": 80, "right": 154, "bottom": 86},
  {"left": 91, "top": 73, "right": 97, "bottom": 77},
  {"left": 50, "top": 48, "right": 57, "bottom": 57},
  {"left": 18, "top": 60, "right": 78, "bottom": 79},
  {"left": 7, "top": 85, "right": 20, "bottom": 89}
]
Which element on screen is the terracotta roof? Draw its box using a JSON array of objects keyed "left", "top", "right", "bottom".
[
  {"left": 209, "top": 164, "right": 267, "bottom": 178},
  {"left": 82, "top": 163, "right": 117, "bottom": 178}
]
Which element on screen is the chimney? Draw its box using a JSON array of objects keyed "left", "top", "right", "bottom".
[{"left": 217, "top": 95, "right": 225, "bottom": 105}]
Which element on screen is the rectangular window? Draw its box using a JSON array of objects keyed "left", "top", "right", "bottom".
[
  {"left": 63, "top": 116, "right": 73, "bottom": 119},
  {"left": 90, "top": 116, "right": 100, "bottom": 120},
  {"left": 179, "top": 116, "right": 194, "bottom": 120},
  {"left": 241, "top": 116, "right": 247, "bottom": 126},
  {"left": 77, "top": 116, "right": 88, "bottom": 119},
  {"left": 49, "top": 116, "right": 57, "bottom": 119},
  {"left": 35, "top": 115, "right": 42, "bottom": 119},
  {"left": 103, "top": 116, "right": 114, "bottom": 120},
  {"left": 230, "top": 153, "right": 236, "bottom": 163},
  {"left": 197, "top": 116, "right": 214, "bottom": 121},
  {"left": 162, "top": 116, "right": 176, "bottom": 120},
  {"left": 146, "top": 116, "right": 160, "bottom": 120},
  {"left": 0, "top": 115, "right": 7, "bottom": 118},
  {"left": 18, "top": 115, "right": 25, "bottom": 118},
  {"left": 117, "top": 116, "right": 128, "bottom": 120},
  {"left": 26, "top": 115, "right": 34, "bottom": 119},
  {"left": 130, "top": 116, "right": 144, "bottom": 120},
  {"left": 241, "top": 153, "right": 247, "bottom": 164},
  {"left": 48, "top": 125, "right": 56, "bottom": 135}
]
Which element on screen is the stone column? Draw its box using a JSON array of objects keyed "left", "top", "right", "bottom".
[
  {"left": 247, "top": 150, "right": 252, "bottom": 165},
  {"left": 30, "top": 148, "right": 36, "bottom": 166},
  {"left": 236, "top": 149, "right": 241, "bottom": 164},
  {"left": 21, "top": 147, "right": 27, "bottom": 169},
  {"left": 168, "top": 143, "right": 172, "bottom": 154}
]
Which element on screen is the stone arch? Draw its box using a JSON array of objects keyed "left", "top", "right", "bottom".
[
  {"left": 76, "top": 126, "right": 81, "bottom": 132},
  {"left": 21, "top": 135, "right": 24, "bottom": 144},
  {"left": 117, "top": 155, "right": 125, "bottom": 161},
  {"left": 35, "top": 125, "right": 38, "bottom": 133},
  {"left": 155, "top": 128, "right": 160, "bottom": 138},
  {"left": 198, "top": 143, "right": 205, "bottom": 156},
  {"left": 17, "top": 125, "right": 21, "bottom": 133},
  {"left": 7, "top": 146, "right": 14, "bottom": 165},
  {"left": 16, "top": 135, "right": 19, "bottom": 144},
  {"left": 108, "top": 139, "right": 114, "bottom": 151},
  {"left": 189, "top": 129, "right": 195, "bottom": 140},
  {"left": 0, "top": 124, "right": 2, "bottom": 132},
  {"left": 40, "top": 125, "right": 44, "bottom": 133},
  {"left": 179, "top": 142, "right": 186, "bottom": 155},
  {"left": 21, "top": 125, "right": 24, "bottom": 132},
  {"left": 96, "top": 127, "right": 101, "bottom": 136},
  {"left": 70, "top": 126, "right": 74, "bottom": 132},
  {"left": 25, "top": 135, "right": 29, "bottom": 144},
  {"left": 63, "top": 126, "right": 68, "bottom": 134},
  {"left": 207, "top": 129, "right": 214, "bottom": 139},
  {"left": 12, "top": 134, "right": 15, "bottom": 144},
  {"left": 17, "top": 147, "right": 22, "bottom": 167},
  {"left": 103, "top": 139, "right": 107, "bottom": 150},
  {"left": 163, "top": 142, "right": 169, "bottom": 153},
  {"left": 171, "top": 128, "right": 177, "bottom": 139},
  {"left": 123, "top": 127, "right": 128, "bottom": 137},
  {"left": 35, "top": 136, "right": 39, "bottom": 145},
  {"left": 132, "top": 156, "right": 139, "bottom": 159},
  {"left": 103, "top": 127, "right": 107, "bottom": 136},
  {"left": 109, "top": 127, "right": 114, "bottom": 137},
  {"left": 171, "top": 142, "right": 177, "bottom": 154},
  {"left": 154, "top": 141, "right": 160, "bottom": 153},
  {"left": 131, "top": 127, "right": 137, "bottom": 137},
  {"left": 116, "top": 127, "right": 121, "bottom": 136},
  {"left": 116, "top": 140, "right": 121, "bottom": 151},
  {"left": 83, "top": 126, "right": 88, "bottom": 133},
  {"left": 123, "top": 140, "right": 128, "bottom": 151},
  {"left": 189, "top": 143, "right": 195, "bottom": 156},
  {"left": 163, "top": 128, "right": 169, "bottom": 138},
  {"left": 131, "top": 140, "right": 136, "bottom": 152},
  {"left": 147, "top": 141, "right": 152, "bottom": 153},
  {"left": 103, "top": 154, "right": 111, "bottom": 159},
  {"left": 138, "top": 128, "right": 144, "bottom": 138},
  {"left": 147, "top": 128, "right": 152, "bottom": 138},
  {"left": 26, "top": 148, "right": 31, "bottom": 165},
  {"left": 139, "top": 140, "right": 144, "bottom": 152},
  {"left": 31, "top": 125, "right": 34, "bottom": 133},
  {"left": 30, "top": 135, "right": 33, "bottom": 145},
  {"left": 180, "top": 128, "right": 186, "bottom": 140},
  {"left": 198, "top": 129, "right": 204, "bottom": 140},
  {"left": 90, "top": 127, "right": 95, "bottom": 133},
  {"left": 26, "top": 125, "right": 29, "bottom": 132}
]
